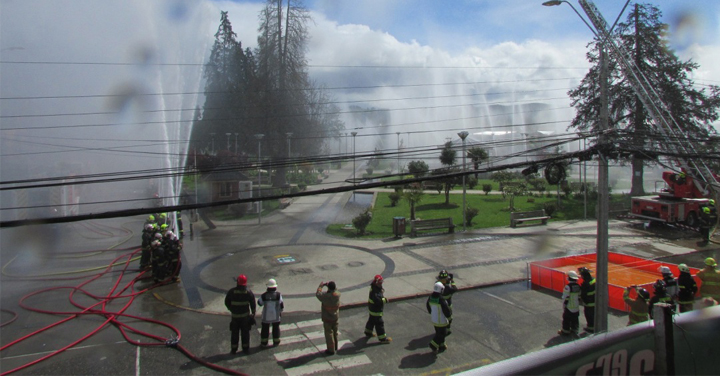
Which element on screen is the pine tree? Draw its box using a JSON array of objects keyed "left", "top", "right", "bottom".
[{"left": 568, "top": 3, "right": 720, "bottom": 195}]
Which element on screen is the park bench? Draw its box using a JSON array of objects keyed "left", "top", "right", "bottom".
[
  {"left": 410, "top": 218, "right": 455, "bottom": 237},
  {"left": 510, "top": 209, "right": 550, "bottom": 228}
]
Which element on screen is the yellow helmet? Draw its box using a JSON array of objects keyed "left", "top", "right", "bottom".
[
  {"left": 706, "top": 257, "right": 717, "bottom": 267},
  {"left": 709, "top": 199, "right": 716, "bottom": 206},
  {"left": 703, "top": 207, "right": 711, "bottom": 214}
]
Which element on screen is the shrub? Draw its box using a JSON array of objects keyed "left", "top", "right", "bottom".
[
  {"left": 352, "top": 208, "right": 372, "bottom": 235},
  {"left": 366, "top": 167, "right": 374, "bottom": 176},
  {"left": 465, "top": 206, "right": 479, "bottom": 226},
  {"left": 228, "top": 203, "right": 249, "bottom": 217},
  {"left": 544, "top": 203, "right": 556, "bottom": 217},
  {"left": 482, "top": 184, "right": 492, "bottom": 195},
  {"left": 290, "top": 186, "right": 300, "bottom": 194},
  {"left": 468, "top": 177, "right": 478, "bottom": 190},
  {"left": 298, "top": 183, "right": 307, "bottom": 191},
  {"left": 388, "top": 192, "right": 402, "bottom": 207},
  {"left": 527, "top": 198, "right": 535, "bottom": 203}
]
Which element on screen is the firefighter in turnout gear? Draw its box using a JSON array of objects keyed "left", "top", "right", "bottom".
[
  {"left": 176, "top": 211, "right": 184, "bottom": 239},
  {"left": 558, "top": 271, "right": 581, "bottom": 336},
  {"left": 364, "top": 275, "right": 392, "bottom": 343},
  {"left": 648, "top": 279, "right": 673, "bottom": 319},
  {"left": 698, "top": 257, "right": 720, "bottom": 302},
  {"left": 164, "top": 231, "right": 182, "bottom": 282},
  {"left": 150, "top": 239, "right": 167, "bottom": 283},
  {"left": 659, "top": 266, "right": 678, "bottom": 311},
  {"left": 699, "top": 201, "right": 717, "bottom": 245},
  {"left": 436, "top": 270, "right": 458, "bottom": 335},
  {"left": 577, "top": 267, "right": 595, "bottom": 333},
  {"left": 623, "top": 286, "right": 650, "bottom": 325},
  {"left": 225, "top": 274, "right": 256, "bottom": 354},
  {"left": 257, "top": 278, "right": 284, "bottom": 348},
  {"left": 427, "top": 282, "right": 451, "bottom": 355},
  {"left": 677, "top": 263, "right": 698, "bottom": 312},
  {"left": 140, "top": 223, "right": 154, "bottom": 270}
]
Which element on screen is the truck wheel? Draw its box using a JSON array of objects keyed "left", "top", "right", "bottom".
[{"left": 685, "top": 212, "right": 699, "bottom": 228}]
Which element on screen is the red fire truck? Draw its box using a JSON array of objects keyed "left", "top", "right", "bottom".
[{"left": 630, "top": 170, "right": 715, "bottom": 227}]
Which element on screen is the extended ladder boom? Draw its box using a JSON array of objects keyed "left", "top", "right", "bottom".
[{"left": 578, "top": 0, "right": 719, "bottom": 196}]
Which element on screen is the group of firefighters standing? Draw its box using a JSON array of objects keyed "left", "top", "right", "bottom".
[
  {"left": 140, "top": 212, "right": 184, "bottom": 283},
  {"left": 223, "top": 269, "right": 458, "bottom": 356},
  {"left": 560, "top": 257, "right": 720, "bottom": 335}
]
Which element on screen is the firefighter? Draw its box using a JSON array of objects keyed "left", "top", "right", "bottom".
[
  {"left": 558, "top": 271, "right": 581, "bottom": 336},
  {"left": 677, "top": 263, "right": 698, "bottom": 313},
  {"left": 150, "top": 239, "right": 168, "bottom": 283},
  {"left": 659, "top": 266, "right": 678, "bottom": 310},
  {"left": 257, "top": 278, "right": 284, "bottom": 348},
  {"left": 364, "top": 275, "right": 392, "bottom": 343},
  {"left": 699, "top": 202, "right": 717, "bottom": 245},
  {"left": 427, "top": 282, "right": 451, "bottom": 355},
  {"left": 698, "top": 257, "right": 720, "bottom": 302},
  {"left": 436, "top": 270, "right": 458, "bottom": 335},
  {"left": 577, "top": 267, "right": 595, "bottom": 333},
  {"left": 648, "top": 279, "right": 673, "bottom": 319},
  {"left": 140, "top": 223, "right": 154, "bottom": 270},
  {"left": 225, "top": 274, "right": 256, "bottom": 354},
  {"left": 165, "top": 231, "right": 181, "bottom": 282},
  {"left": 176, "top": 211, "right": 184, "bottom": 239},
  {"left": 623, "top": 286, "right": 650, "bottom": 325}
]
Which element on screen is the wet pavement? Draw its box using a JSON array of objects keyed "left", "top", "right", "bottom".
[{"left": 2, "top": 161, "right": 719, "bottom": 375}]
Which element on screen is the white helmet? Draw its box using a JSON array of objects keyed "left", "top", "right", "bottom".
[
  {"left": 433, "top": 282, "right": 444, "bottom": 293},
  {"left": 165, "top": 231, "right": 174, "bottom": 238},
  {"left": 567, "top": 271, "right": 579, "bottom": 280},
  {"left": 658, "top": 266, "right": 672, "bottom": 276},
  {"left": 266, "top": 278, "right": 278, "bottom": 288},
  {"left": 678, "top": 264, "right": 690, "bottom": 273},
  {"left": 154, "top": 233, "right": 163, "bottom": 239},
  {"left": 144, "top": 224, "right": 153, "bottom": 231}
]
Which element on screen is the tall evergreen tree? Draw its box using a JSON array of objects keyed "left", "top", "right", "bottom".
[{"left": 568, "top": 3, "right": 720, "bottom": 195}]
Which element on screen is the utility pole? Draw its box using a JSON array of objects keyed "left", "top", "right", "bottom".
[
  {"left": 595, "top": 44, "right": 610, "bottom": 334},
  {"left": 255, "top": 134, "right": 264, "bottom": 224}
]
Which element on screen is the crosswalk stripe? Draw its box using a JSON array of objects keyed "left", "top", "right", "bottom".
[
  {"left": 295, "top": 319, "right": 323, "bottom": 328},
  {"left": 284, "top": 354, "right": 372, "bottom": 376},
  {"left": 272, "top": 331, "right": 325, "bottom": 346},
  {"left": 274, "top": 340, "right": 351, "bottom": 362}
]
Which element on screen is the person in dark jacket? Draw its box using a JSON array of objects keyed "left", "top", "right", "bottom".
[
  {"left": 427, "top": 282, "right": 451, "bottom": 354},
  {"left": 316, "top": 281, "right": 341, "bottom": 355},
  {"left": 164, "top": 231, "right": 182, "bottom": 282},
  {"left": 437, "top": 270, "right": 458, "bottom": 335},
  {"left": 648, "top": 279, "right": 672, "bottom": 319},
  {"left": 364, "top": 275, "right": 392, "bottom": 343},
  {"left": 150, "top": 240, "right": 168, "bottom": 283},
  {"left": 140, "top": 223, "right": 154, "bottom": 270},
  {"left": 677, "top": 263, "right": 698, "bottom": 312},
  {"left": 578, "top": 267, "right": 596, "bottom": 333},
  {"left": 258, "top": 278, "right": 284, "bottom": 347},
  {"left": 225, "top": 274, "right": 256, "bottom": 354}
]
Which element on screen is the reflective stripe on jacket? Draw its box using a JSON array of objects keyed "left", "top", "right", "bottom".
[
  {"left": 580, "top": 278, "right": 596, "bottom": 307},
  {"left": 225, "top": 286, "right": 256, "bottom": 319},
  {"left": 623, "top": 290, "right": 649, "bottom": 324},
  {"left": 258, "top": 290, "right": 284, "bottom": 323},
  {"left": 426, "top": 294, "right": 451, "bottom": 327},
  {"left": 368, "top": 285, "right": 387, "bottom": 316},
  {"left": 698, "top": 267, "right": 720, "bottom": 300},
  {"left": 562, "top": 282, "right": 581, "bottom": 312}
]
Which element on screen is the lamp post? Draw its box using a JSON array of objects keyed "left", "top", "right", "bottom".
[
  {"left": 458, "top": 131, "right": 469, "bottom": 232},
  {"left": 351, "top": 132, "right": 358, "bottom": 184},
  {"left": 234, "top": 133, "right": 239, "bottom": 154},
  {"left": 210, "top": 132, "right": 215, "bottom": 155},
  {"left": 396, "top": 132, "right": 401, "bottom": 174},
  {"left": 543, "top": 0, "right": 610, "bottom": 334},
  {"left": 255, "top": 134, "right": 264, "bottom": 224},
  {"left": 286, "top": 132, "right": 293, "bottom": 170}
]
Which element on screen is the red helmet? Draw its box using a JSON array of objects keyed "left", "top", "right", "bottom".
[
  {"left": 237, "top": 274, "right": 247, "bottom": 286},
  {"left": 373, "top": 274, "right": 383, "bottom": 284}
]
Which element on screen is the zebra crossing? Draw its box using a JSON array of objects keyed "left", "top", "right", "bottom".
[{"left": 257, "top": 319, "right": 373, "bottom": 376}]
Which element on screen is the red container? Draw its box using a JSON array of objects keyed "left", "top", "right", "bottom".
[{"left": 529, "top": 252, "right": 701, "bottom": 312}]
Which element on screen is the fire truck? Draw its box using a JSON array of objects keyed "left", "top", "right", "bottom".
[
  {"left": 630, "top": 171, "right": 715, "bottom": 227},
  {"left": 577, "top": 0, "right": 720, "bottom": 228}
]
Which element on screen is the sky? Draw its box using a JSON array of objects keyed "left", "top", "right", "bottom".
[{"left": 1, "top": 0, "right": 720, "bottom": 220}]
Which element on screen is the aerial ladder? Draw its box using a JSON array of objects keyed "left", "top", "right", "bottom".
[{"left": 579, "top": 0, "right": 720, "bottom": 226}]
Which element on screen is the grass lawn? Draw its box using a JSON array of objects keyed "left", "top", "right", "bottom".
[{"left": 327, "top": 191, "right": 630, "bottom": 239}]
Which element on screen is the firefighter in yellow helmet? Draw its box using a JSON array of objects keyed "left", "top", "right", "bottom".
[
  {"left": 699, "top": 202, "right": 718, "bottom": 245},
  {"left": 698, "top": 257, "right": 720, "bottom": 302}
]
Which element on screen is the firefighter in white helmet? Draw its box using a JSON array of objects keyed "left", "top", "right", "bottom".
[
  {"left": 558, "top": 270, "right": 581, "bottom": 336},
  {"left": 426, "top": 282, "right": 451, "bottom": 354}
]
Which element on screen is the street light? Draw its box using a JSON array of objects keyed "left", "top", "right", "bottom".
[
  {"left": 234, "top": 133, "right": 239, "bottom": 154},
  {"left": 458, "top": 131, "right": 469, "bottom": 232},
  {"left": 255, "top": 134, "right": 264, "bottom": 224},
  {"left": 396, "top": 132, "right": 401, "bottom": 174},
  {"left": 351, "top": 131, "right": 358, "bottom": 184},
  {"left": 210, "top": 132, "right": 216, "bottom": 155},
  {"left": 226, "top": 133, "right": 231, "bottom": 150},
  {"left": 543, "top": 0, "right": 610, "bottom": 335}
]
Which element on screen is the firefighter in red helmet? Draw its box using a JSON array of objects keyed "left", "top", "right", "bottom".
[
  {"left": 364, "top": 275, "right": 392, "bottom": 343},
  {"left": 225, "top": 274, "right": 256, "bottom": 354}
]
